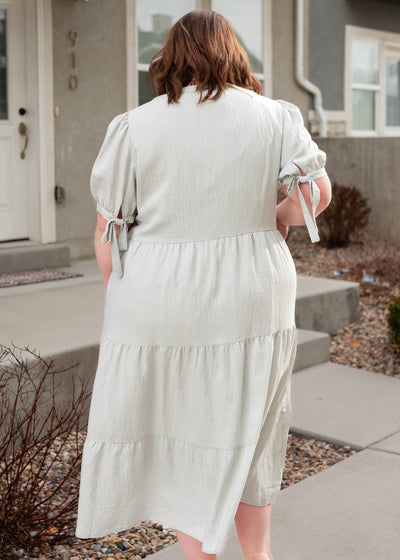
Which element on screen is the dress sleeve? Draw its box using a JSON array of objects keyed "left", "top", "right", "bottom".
[
  {"left": 90, "top": 111, "right": 137, "bottom": 277},
  {"left": 276, "top": 99, "right": 327, "bottom": 243}
]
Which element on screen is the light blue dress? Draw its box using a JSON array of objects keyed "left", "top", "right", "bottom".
[{"left": 75, "top": 83, "right": 327, "bottom": 555}]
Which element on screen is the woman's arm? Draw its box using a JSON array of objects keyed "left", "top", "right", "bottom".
[
  {"left": 276, "top": 169, "right": 332, "bottom": 228},
  {"left": 94, "top": 214, "right": 113, "bottom": 290},
  {"left": 94, "top": 206, "right": 133, "bottom": 289}
]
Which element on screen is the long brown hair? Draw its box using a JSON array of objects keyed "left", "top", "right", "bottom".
[{"left": 148, "top": 10, "right": 262, "bottom": 104}]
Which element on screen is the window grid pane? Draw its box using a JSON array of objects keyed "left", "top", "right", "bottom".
[
  {"left": 137, "top": 1, "right": 196, "bottom": 65},
  {"left": 386, "top": 58, "right": 400, "bottom": 127},
  {"left": 138, "top": 70, "right": 156, "bottom": 106},
  {"left": 212, "top": 0, "right": 263, "bottom": 74},
  {"left": 351, "top": 37, "right": 380, "bottom": 85},
  {"left": 352, "top": 89, "right": 375, "bottom": 130}
]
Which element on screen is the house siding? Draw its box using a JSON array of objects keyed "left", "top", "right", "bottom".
[
  {"left": 52, "top": 0, "right": 127, "bottom": 257},
  {"left": 272, "top": 0, "right": 311, "bottom": 118},
  {"left": 309, "top": 0, "right": 400, "bottom": 111}
]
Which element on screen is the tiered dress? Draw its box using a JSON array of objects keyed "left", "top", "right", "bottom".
[{"left": 75, "top": 83, "right": 327, "bottom": 554}]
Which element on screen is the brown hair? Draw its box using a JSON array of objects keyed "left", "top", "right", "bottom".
[{"left": 148, "top": 10, "right": 262, "bottom": 104}]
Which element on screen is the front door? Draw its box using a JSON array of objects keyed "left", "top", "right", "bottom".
[{"left": 0, "top": 0, "right": 29, "bottom": 242}]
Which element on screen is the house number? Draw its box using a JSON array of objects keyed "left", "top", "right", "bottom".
[{"left": 69, "top": 30, "right": 79, "bottom": 90}]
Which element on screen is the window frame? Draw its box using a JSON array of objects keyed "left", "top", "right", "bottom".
[
  {"left": 128, "top": 0, "right": 272, "bottom": 108},
  {"left": 345, "top": 24, "right": 400, "bottom": 137}
]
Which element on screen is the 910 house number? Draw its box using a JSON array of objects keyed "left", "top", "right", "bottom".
[{"left": 69, "top": 30, "right": 78, "bottom": 90}]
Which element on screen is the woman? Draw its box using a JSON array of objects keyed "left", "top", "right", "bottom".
[{"left": 75, "top": 9, "right": 331, "bottom": 560}]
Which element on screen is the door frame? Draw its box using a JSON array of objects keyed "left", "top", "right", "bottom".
[{"left": 25, "top": 0, "right": 56, "bottom": 244}]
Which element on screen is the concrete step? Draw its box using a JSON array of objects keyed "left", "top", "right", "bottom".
[
  {"left": 0, "top": 240, "right": 70, "bottom": 273},
  {"left": 290, "top": 361, "right": 400, "bottom": 450},
  {"left": 0, "top": 260, "right": 353, "bottom": 350},
  {"left": 0, "top": 259, "right": 360, "bottom": 426},
  {"left": 295, "top": 275, "right": 359, "bottom": 334},
  {"left": 293, "top": 328, "right": 330, "bottom": 372}
]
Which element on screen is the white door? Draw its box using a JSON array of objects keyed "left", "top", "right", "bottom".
[{"left": 0, "top": 0, "right": 29, "bottom": 242}]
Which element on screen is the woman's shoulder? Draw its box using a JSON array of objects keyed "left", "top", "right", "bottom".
[{"left": 227, "top": 85, "right": 283, "bottom": 110}]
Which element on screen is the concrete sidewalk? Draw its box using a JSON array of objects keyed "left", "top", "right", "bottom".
[
  {"left": 151, "top": 363, "right": 400, "bottom": 560},
  {"left": 3, "top": 259, "right": 397, "bottom": 558},
  {"left": 0, "top": 258, "right": 358, "bottom": 357}
]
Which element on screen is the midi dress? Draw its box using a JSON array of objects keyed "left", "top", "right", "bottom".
[{"left": 75, "top": 83, "right": 327, "bottom": 555}]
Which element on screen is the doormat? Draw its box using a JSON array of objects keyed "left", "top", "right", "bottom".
[{"left": 0, "top": 269, "right": 84, "bottom": 288}]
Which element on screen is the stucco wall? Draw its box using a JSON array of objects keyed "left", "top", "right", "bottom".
[
  {"left": 309, "top": 0, "right": 400, "bottom": 111},
  {"left": 272, "top": 0, "right": 311, "bottom": 117},
  {"left": 318, "top": 137, "right": 400, "bottom": 242},
  {"left": 52, "top": 0, "right": 126, "bottom": 258}
]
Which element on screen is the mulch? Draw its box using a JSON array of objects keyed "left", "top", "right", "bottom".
[
  {"left": 5, "top": 225, "right": 398, "bottom": 559},
  {"left": 286, "top": 226, "right": 400, "bottom": 377}
]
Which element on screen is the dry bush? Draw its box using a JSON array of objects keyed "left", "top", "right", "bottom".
[
  {"left": 277, "top": 181, "right": 371, "bottom": 248},
  {"left": 0, "top": 343, "right": 92, "bottom": 555},
  {"left": 317, "top": 182, "right": 371, "bottom": 248}
]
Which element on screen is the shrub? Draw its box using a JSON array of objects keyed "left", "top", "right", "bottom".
[
  {"left": 388, "top": 292, "right": 400, "bottom": 354},
  {"left": 317, "top": 182, "right": 371, "bottom": 248},
  {"left": 0, "top": 343, "right": 92, "bottom": 555}
]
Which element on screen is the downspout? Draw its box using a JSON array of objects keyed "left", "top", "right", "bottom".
[{"left": 295, "top": 0, "right": 327, "bottom": 137}]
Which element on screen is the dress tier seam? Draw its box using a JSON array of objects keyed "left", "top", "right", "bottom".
[
  {"left": 100, "top": 324, "right": 296, "bottom": 350},
  {"left": 128, "top": 227, "right": 280, "bottom": 245},
  {"left": 84, "top": 432, "right": 260, "bottom": 450}
]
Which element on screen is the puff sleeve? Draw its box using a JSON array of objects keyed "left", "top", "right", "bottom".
[
  {"left": 90, "top": 111, "right": 137, "bottom": 277},
  {"left": 277, "top": 99, "right": 327, "bottom": 242}
]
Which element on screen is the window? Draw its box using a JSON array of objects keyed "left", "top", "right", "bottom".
[
  {"left": 346, "top": 25, "right": 400, "bottom": 136},
  {"left": 386, "top": 56, "right": 400, "bottom": 127},
  {"left": 135, "top": 0, "right": 268, "bottom": 106},
  {"left": 137, "top": 0, "right": 197, "bottom": 106}
]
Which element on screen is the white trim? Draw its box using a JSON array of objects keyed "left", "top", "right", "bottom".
[
  {"left": 383, "top": 127, "right": 400, "bottom": 136},
  {"left": 263, "top": 0, "right": 272, "bottom": 98},
  {"left": 346, "top": 24, "right": 400, "bottom": 45},
  {"left": 308, "top": 109, "right": 346, "bottom": 121},
  {"left": 349, "top": 130, "right": 379, "bottom": 137},
  {"left": 344, "top": 25, "right": 352, "bottom": 136},
  {"left": 126, "top": 0, "right": 137, "bottom": 109},
  {"left": 385, "top": 41, "right": 400, "bottom": 51},
  {"left": 25, "top": 0, "right": 40, "bottom": 242},
  {"left": 36, "top": 0, "right": 56, "bottom": 243},
  {"left": 377, "top": 35, "right": 384, "bottom": 135},
  {"left": 351, "top": 82, "right": 380, "bottom": 91},
  {"left": 345, "top": 24, "right": 400, "bottom": 136}
]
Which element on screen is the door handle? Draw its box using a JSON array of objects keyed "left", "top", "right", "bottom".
[{"left": 18, "top": 122, "right": 29, "bottom": 160}]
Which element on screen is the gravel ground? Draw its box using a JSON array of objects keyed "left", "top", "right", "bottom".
[
  {"left": 5, "top": 225, "right": 396, "bottom": 559},
  {"left": 286, "top": 226, "right": 400, "bottom": 377},
  {"left": 5, "top": 431, "right": 357, "bottom": 560}
]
